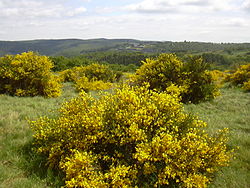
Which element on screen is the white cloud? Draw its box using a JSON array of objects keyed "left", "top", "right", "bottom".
[
  {"left": 125, "top": 0, "right": 235, "bottom": 14},
  {"left": 223, "top": 18, "right": 250, "bottom": 27},
  {"left": 0, "top": 0, "right": 43, "bottom": 7},
  {"left": 1, "top": 12, "right": 249, "bottom": 42},
  {"left": 0, "top": 1, "right": 3, "bottom": 8},
  {"left": 0, "top": 0, "right": 87, "bottom": 18},
  {"left": 242, "top": 0, "right": 250, "bottom": 11},
  {"left": 66, "top": 7, "right": 87, "bottom": 17},
  {"left": 94, "top": 6, "right": 118, "bottom": 14},
  {"left": 0, "top": 30, "right": 6, "bottom": 35},
  {"left": 125, "top": 0, "right": 174, "bottom": 13}
]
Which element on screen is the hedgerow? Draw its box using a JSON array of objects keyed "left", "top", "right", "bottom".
[
  {"left": 0, "top": 51, "right": 61, "bottom": 97},
  {"left": 131, "top": 54, "right": 219, "bottom": 103},
  {"left": 30, "top": 85, "right": 233, "bottom": 187}
]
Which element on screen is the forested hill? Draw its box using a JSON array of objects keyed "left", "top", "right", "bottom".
[
  {"left": 1, "top": 38, "right": 250, "bottom": 57},
  {"left": 0, "top": 38, "right": 140, "bottom": 56}
]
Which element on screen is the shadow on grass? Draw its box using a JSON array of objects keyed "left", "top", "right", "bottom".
[{"left": 18, "top": 139, "right": 65, "bottom": 188}]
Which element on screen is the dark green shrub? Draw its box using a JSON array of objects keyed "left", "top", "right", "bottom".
[{"left": 181, "top": 56, "right": 219, "bottom": 103}]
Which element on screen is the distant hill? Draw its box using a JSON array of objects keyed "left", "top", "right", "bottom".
[
  {"left": 0, "top": 38, "right": 139, "bottom": 56},
  {"left": 1, "top": 38, "right": 250, "bottom": 57}
]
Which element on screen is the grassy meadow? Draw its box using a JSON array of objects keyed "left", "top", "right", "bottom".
[
  {"left": 0, "top": 83, "right": 78, "bottom": 188},
  {"left": 0, "top": 84, "right": 249, "bottom": 187},
  {"left": 185, "top": 87, "right": 250, "bottom": 188}
]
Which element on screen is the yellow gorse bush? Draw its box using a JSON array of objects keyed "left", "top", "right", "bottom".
[
  {"left": 209, "top": 70, "right": 226, "bottom": 87},
  {"left": 0, "top": 51, "right": 61, "bottom": 97},
  {"left": 58, "top": 63, "right": 118, "bottom": 92},
  {"left": 59, "top": 63, "right": 117, "bottom": 83},
  {"left": 131, "top": 54, "right": 219, "bottom": 103},
  {"left": 75, "top": 76, "right": 114, "bottom": 92},
  {"left": 225, "top": 63, "right": 250, "bottom": 91},
  {"left": 30, "top": 85, "right": 233, "bottom": 187},
  {"left": 210, "top": 70, "right": 226, "bottom": 81},
  {"left": 243, "top": 80, "right": 250, "bottom": 91},
  {"left": 131, "top": 54, "right": 184, "bottom": 91}
]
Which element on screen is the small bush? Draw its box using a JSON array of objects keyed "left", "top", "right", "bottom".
[
  {"left": 210, "top": 70, "right": 226, "bottom": 81},
  {"left": 210, "top": 70, "right": 226, "bottom": 86},
  {"left": 131, "top": 53, "right": 184, "bottom": 90},
  {"left": 181, "top": 56, "right": 220, "bottom": 103},
  {"left": 225, "top": 63, "right": 250, "bottom": 91},
  {"left": 58, "top": 68, "right": 75, "bottom": 83},
  {"left": 82, "top": 63, "right": 117, "bottom": 82},
  {"left": 58, "top": 63, "right": 120, "bottom": 92},
  {"left": 75, "top": 76, "right": 113, "bottom": 92},
  {"left": 0, "top": 51, "right": 61, "bottom": 97},
  {"left": 30, "top": 85, "right": 233, "bottom": 187},
  {"left": 59, "top": 63, "right": 120, "bottom": 83},
  {"left": 131, "top": 54, "right": 219, "bottom": 103},
  {"left": 243, "top": 80, "right": 250, "bottom": 91}
]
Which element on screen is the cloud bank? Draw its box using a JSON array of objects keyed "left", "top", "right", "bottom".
[{"left": 0, "top": 0, "right": 249, "bottom": 42}]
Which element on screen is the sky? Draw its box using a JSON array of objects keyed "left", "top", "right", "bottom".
[{"left": 0, "top": 0, "right": 250, "bottom": 42}]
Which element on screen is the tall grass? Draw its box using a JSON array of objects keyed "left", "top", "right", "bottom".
[
  {"left": 0, "top": 84, "right": 249, "bottom": 187},
  {"left": 185, "top": 87, "right": 250, "bottom": 188}
]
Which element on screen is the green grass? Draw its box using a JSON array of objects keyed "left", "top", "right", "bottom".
[
  {"left": 0, "top": 83, "right": 78, "bottom": 188},
  {"left": 184, "top": 87, "right": 250, "bottom": 188},
  {"left": 0, "top": 85, "right": 249, "bottom": 187}
]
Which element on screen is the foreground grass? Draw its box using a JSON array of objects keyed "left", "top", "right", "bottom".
[
  {"left": 0, "top": 85, "right": 249, "bottom": 187},
  {"left": 0, "top": 83, "right": 78, "bottom": 188},
  {"left": 185, "top": 87, "right": 250, "bottom": 188}
]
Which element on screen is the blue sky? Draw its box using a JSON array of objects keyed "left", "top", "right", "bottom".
[{"left": 0, "top": 0, "right": 249, "bottom": 42}]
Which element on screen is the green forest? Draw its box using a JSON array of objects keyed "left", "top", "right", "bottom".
[{"left": 1, "top": 38, "right": 250, "bottom": 71}]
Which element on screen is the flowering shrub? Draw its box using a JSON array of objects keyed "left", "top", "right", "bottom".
[
  {"left": 210, "top": 70, "right": 226, "bottom": 82},
  {"left": 210, "top": 70, "right": 226, "bottom": 88},
  {"left": 131, "top": 54, "right": 184, "bottom": 90},
  {"left": 131, "top": 54, "right": 219, "bottom": 103},
  {"left": 0, "top": 51, "right": 61, "bottom": 97},
  {"left": 30, "top": 85, "right": 233, "bottom": 187},
  {"left": 59, "top": 63, "right": 119, "bottom": 83},
  {"left": 58, "top": 63, "right": 119, "bottom": 92},
  {"left": 81, "top": 63, "right": 118, "bottom": 82},
  {"left": 181, "top": 56, "right": 220, "bottom": 103},
  {"left": 243, "top": 80, "right": 250, "bottom": 91},
  {"left": 58, "top": 68, "right": 75, "bottom": 82},
  {"left": 225, "top": 64, "right": 250, "bottom": 91},
  {"left": 75, "top": 76, "right": 113, "bottom": 92}
]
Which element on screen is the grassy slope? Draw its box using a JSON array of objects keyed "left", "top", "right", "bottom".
[
  {"left": 0, "top": 85, "right": 249, "bottom": 187},
  {"left": 185, "top": 87, "right": 250, "bottom": 188}
]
